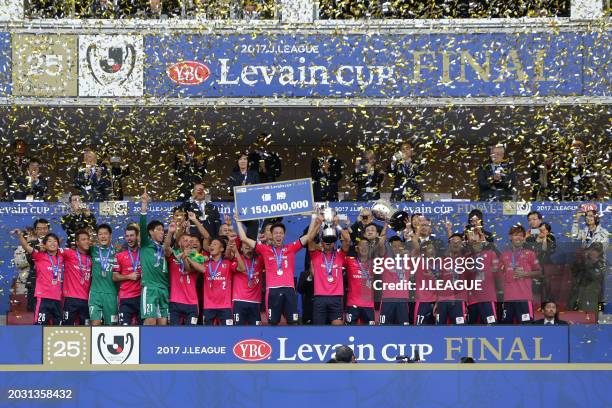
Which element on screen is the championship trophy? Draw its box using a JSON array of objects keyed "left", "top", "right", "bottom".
[
  {"left": 371, "top": 199, "right": 409, "bottom": 232},
  {"left": 320, "top": 204, "right": 339, "bottom": 243}
]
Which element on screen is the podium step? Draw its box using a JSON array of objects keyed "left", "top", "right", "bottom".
[{"left": 7, "top": 312, "right": 34, "bottom": 325}]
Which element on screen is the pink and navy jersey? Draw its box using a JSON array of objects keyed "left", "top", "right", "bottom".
[
  {"left": 437, "top": 256, "right": 468, "bottom": 302},
  {"left": 168, "top": 253, "right": 199, "bottom": 306},
  {"left": 113, "top": 248, "right": 142, "bottom": 300},
  {"left": 61, "top": 248, "right": 91, "bottom": 300},
  {"left": 32, "top": 249, "right": 64, "bottom": 301},
  {"left": 381, "top": 258, "right": 410, "bottom": 300},
  {"left": 255, "top": 240, "right": 303, "bottom": 289},
  {"left": 344, "top": 256, "right": 374, "bottom": 308},
  {"left": 232, "top": 256, "right": 264, "bottom": 303},
  {"left": 203, "top": 258, "right": 237, "bottom": 309},
  {"left": 414, "top": 265, "right": 437, "bottom": 302},
  {"left": 468, "top": 249, "right": 499, "bottom": 304},
  {"left": 310, "top": 249, "right": 345, "bottom": 297},
  {"left": 499, "top": 248, "right": 540, "bottom": 301}
]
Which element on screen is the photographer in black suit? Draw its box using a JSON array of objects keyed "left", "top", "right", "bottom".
[{"left": 533, "top": 300, "right": 568, "bottom": 325}]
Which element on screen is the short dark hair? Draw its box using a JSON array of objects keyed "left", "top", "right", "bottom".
[
  {"left": 147, "top": 220, "right": 164, "bottom": 234},
  {"left": 125, "top": 225, "right": 139, "bottom": 235},
  {"left": 468, "top": 209, "right": 483, "bottom": 221},
  {"left": 69, "top": 193, "right": 81, "bottom": 202},
  {"left": 364, "top": 222, "right": 378, "bottom": 230},
  {"left": 509, "top": 225, "right": 526, "bottom": 236},
  {"left": 334, "top": 345, "right": 355, "bottom": 363},
  {"left": 542, "top": 222, "right": 552, "bottom": 233},
  {"left": 460, "top": 357, "right": 475, "bottom": 364},
  {"left": 270, "top": 222, "right": 286, "bottom": 234},
  {"left": 75, "top": 229, "right": 90, "bottom": 241},
  {"left": 97, "top": 224, "right": 113, "bottom": 234},
  {"left": 448, "top": 232, "right": 464, "bottom": 242},
  {"left": 212, "top": 237, "right": 228, "bottom": 253},
  {"left": 28, "top": 157, "right": 41, "bottom": 165},
  {"left": 33, "top": 218, "right": 50, "bottom": 229},
  {"left": 527, "top": 211, "right": 543, "bottom": 220},
  {"left": 388, "top": 236, "right": 402, "bottom": 244},
  {"left": 541, "top": 300, "right": 557, "bottom": 310},
  {"left": 42, "top": 233, "right": 60, "bottom": 245}
]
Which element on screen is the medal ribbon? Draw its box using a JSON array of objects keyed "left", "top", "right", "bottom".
[
  {"left": 76, "top": 251, "right": 90, "bottom": 282},
  {"left": 323, "top": 251, "right": 336, "bottom": 279},
  {"left": 98, "top": 246, "right": 111, "bottom": 277},
  {"left": 208, "top": 259, "right": 223, "bottom": 283},
  {"left": 47, "top": 253, "right": 63, "bottom": 282},
  {"left": 272, "top": 246, "right": 284, "bottom": 273}
]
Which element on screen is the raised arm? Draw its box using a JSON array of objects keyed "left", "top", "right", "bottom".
[
  {"left": 340, "top": 227, "right": 351, "bottom": 253},
  {"left": 230, "top": 240, "right": 245, "bottom": 272},
  {"left": 139, "top": 187, "right": 151, "bottom": 247},
  {"left": 187, "top": 211, "right": 211, "bottom": 242},
  {"left": 301, "top": 212, "right": 321, "bottom": 247},
  {"left": 307, "top": 214, "right": 324, "bottom": 252},
  {"left": 376, "top": 222, "right": 389, "bottom": 257},
  {"left": 11, "top": 229, "right": 34, "bottom": 254},
  {"left": 163, "top": 222, "right": 177, "bottom": 257},
  {"left": 234, "top": 212, "right": 257, "bottom": 249}
]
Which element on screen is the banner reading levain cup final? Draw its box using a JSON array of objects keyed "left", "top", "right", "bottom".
[
  {"left": 140, "top": 326, "right": 569, "bottom": 364},
  {"left": 144, "top": 32, "right": 610, "bottom": 98},
  {"left": 234, "top": 178, "right": 315, "bottom": 221}
]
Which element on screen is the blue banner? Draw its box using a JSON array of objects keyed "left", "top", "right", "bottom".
[
  {"left": 234, "top": 178, "right": 315, "bottom": 221},
  {"left": 144, "top": 32, "right": 611, "bottom": 98},
  {"left": 140, "top": 326, "right": 568, "bottom": 364},
  {"left": 569, "top": 325, "right": 612, "bottom": 363},
  {"left": 0, "top": 201, "right": 610, "bottom": 314},
  {"left": 0, "top": 327, "right": 42, "bottom": 364},
  {"left": 1, "top": 371, "right": 610, "bottom": 408},
  {"left": 0, "top": 32, "right": 10, "bottom": 96}
]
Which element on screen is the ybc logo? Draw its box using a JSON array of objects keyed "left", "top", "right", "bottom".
[
  {"left": 92, "top": 327, "right": 139, "bottom": 365},
  {"left": 79, "top": 35, "right": 143, "bottom": 97},
  {"left": 233, "top": 339, "right": 272, "bottom": 361},
  {"left": 167, "top": 61, "right": 210, "bottom": 85}
]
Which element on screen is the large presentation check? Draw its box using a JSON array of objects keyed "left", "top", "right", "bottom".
[{"left": 233, "top": 178, "right": 315, "bottom": 221}]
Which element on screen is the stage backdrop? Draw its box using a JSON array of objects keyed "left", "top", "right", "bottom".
[
  {"left": 0, "top": 325, "right": 611, "bottom": 366},
  {"left": 0, "top": 200, "right": 610, "bottom": 315},
  {"left": 0, "top": 30, "right": 610, "bottom": 98}
]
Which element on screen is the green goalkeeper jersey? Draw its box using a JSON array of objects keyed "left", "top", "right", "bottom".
[
  {"left": 89, "top": 245, "right": 118, "bottom": 295},
  {"left": 139, "top": 213, "right": 169, "bottom": 289}
]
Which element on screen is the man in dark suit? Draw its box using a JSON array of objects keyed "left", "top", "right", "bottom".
[
  {"left": 476, "top": 144, "right": 517, "bottom": 202},
  {"left": 13, "top": 158, "right": 49, "bottom": 201},
  {"left": 179, "top": 182, "right": 221, "bottom": 239},
  {"left": 533, "top": 300, "right": 568, "bottom": 325},
  {"left": 248, "top": 133, "right": 282, "bottom": 183}
]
